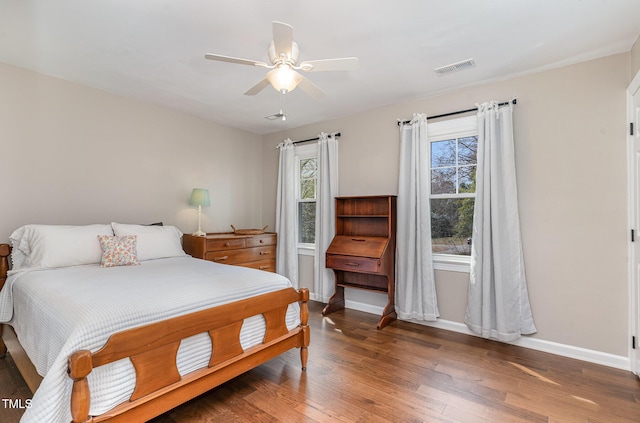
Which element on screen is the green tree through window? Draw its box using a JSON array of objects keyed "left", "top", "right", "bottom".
[
  {"left": 298, "top": 157, "right": 317, "bottom": 244},
  {"left": 430, "top": 136, "right": 477, "bottom": 255}
]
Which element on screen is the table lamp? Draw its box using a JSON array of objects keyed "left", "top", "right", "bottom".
[{"left": 189, "top": 188, "right": 210, "bottom": 236}]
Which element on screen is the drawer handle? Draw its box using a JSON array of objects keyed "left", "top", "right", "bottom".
[
  {"left": 352, "top": 238, "right": 366, "bottom": 242},
  {"left": 224, "top": 242, "right": 231, "bottom": 247},
  {"left": 259, "top": 251, "right": 270, "bottom": 255},
  {"left": 259, "top": 265, "right": 269, "bottom": 270},
  {"left": 345, "top": 262, "right": 360, "bottom": 266},
  {"left": 259, "top": 239, "right": 264, "bottom": 244},
  {"left": 214, "top": 256, "right": 229, "bottom": 262}
]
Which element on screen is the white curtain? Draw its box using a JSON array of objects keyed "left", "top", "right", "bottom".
[
  {"left": 396, "top": 114, "right": 439, "bottom": 321},
  {"left": 275, "top": 138, "right": 298, "bottom": 288},
  {"left": 465, "top": 102, "right": 536, "bottom": 341},
  {"left": 313, "top": 133, "right": 339, "bottom": 302}
]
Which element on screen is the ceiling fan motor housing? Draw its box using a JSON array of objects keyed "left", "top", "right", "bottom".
[{"left": 269, "top": 40, "right": 299, "bottom": 65}]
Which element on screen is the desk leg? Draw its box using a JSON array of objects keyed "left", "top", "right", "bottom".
[
  {"left": 322, "top": 271, "right": 345, "bottom": 316},
  {"left": 322, "top": 285, "right": 344, "bottom": 315},
  {"left": 377, "top": 303, "right": 397, "bottom": 329},
  {"left": 377, "top": 275, "right": 397, "bottom": 329}
]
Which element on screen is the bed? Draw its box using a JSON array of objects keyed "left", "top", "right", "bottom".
[{"left": 0, "top": 223, "right": 309, "bottom": 423}]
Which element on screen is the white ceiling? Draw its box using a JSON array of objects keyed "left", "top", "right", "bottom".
[{"left": 2, "top": 0, "right": 639, "bottom": 135}]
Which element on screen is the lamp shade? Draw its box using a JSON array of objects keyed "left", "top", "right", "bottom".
[
  {"left": 189, "top": 188, "right": 210, "bottom": 207},
  {"left": 267, "top": 66, "right": 302, "bottom": 93}
]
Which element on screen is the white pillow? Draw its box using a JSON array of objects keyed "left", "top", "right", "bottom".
[
  {"left": 9, "top": 225, "right": 31, "bottom": 270},
  {"left": 111, "top": 223, "right": 186, "bottom": 261},
  {"left": 9, "top": 224, "right": 113, "bottom": 270}
]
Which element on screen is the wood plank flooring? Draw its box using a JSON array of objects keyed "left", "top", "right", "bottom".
[{"left": 1, "top": 301, "right": 639, "bottom": 422}]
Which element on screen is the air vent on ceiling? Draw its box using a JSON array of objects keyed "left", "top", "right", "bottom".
[
  {"left": 434, "top": 58, "right": 476, "bottom": 76},
  {"left": 265, "top": 112, "right": 286, "bottom": 121}
]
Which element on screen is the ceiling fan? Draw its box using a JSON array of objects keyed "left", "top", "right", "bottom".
[{"left": 204, "top": 21, "right": 359, "bottom": 99}]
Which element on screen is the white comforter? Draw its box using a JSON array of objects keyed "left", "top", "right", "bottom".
[{"left": 0, "top": 256, "right": 299, "bottom": 423}]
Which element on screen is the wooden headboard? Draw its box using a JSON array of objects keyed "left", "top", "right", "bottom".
[{"left": 0, "top": 243, "right": 10, "bottom": 291}]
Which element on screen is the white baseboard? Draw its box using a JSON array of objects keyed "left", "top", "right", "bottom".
[
  {"left": 344, "top": 299, "right": 386, "bottom": 316},
  {"left": 343, "top": 300, "right": 630, "bottom": 371},
  {"left": 309, "top": 293, "right": 322, "bottom": 302},
  {"left": 309, "top": 292, "right": 331, "bottom": 303}
]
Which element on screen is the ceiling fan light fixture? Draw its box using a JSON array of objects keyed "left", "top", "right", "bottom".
[{"left": 267, "top": 65, "right": 302, "bottom": 93}]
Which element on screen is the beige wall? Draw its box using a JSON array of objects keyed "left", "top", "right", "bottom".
[
  {"left": 1, "top": 50, "right": 632, "bottom": 358},
  {"left": 631, "top": 35, "right": 640, "bottom": 79},
  {"left": 0, "top": 62, "right": 264, "bottom": 241},
  {"left": 262, "top": 53, "right": 630, "bottom": 357}
]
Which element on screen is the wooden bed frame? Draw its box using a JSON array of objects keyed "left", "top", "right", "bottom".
[{"left": 0, "top": 243, "right": 310, "bottom": 423}]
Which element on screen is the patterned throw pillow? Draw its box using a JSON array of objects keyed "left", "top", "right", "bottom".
[{"left": 98, "top": 235, "right": 141, "bottom": 268}]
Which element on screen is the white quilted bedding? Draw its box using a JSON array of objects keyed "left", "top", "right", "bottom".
[{"left": 0, "top": 256, "right": 299, "bottom": 423}]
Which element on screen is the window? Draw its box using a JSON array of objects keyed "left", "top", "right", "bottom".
[
  {"left": 296, "top": 145, "right": 317, "bottom": 248},
  {"left": 428, "top": 116, "right": 478, "bottom": 259}
]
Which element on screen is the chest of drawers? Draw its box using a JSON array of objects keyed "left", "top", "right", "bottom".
[{"left": 182, "top": 232, "right": 277, "bottom": 272}]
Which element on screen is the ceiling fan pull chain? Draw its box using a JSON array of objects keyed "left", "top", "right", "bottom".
[{"left": 280, "top": 91, "right": 287, "bottom": 121}]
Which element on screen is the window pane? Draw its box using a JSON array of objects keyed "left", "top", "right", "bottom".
[
  {"left": 458, "top": 136, "right": 478, "bottom": 165},
  {"left": 430, "top": 136, "right": 478, "bottom": 195},
  {"left": 299, "top": 158, "right": 317, "bottom": 200},
  {"left": 431, "top": 139, "right": 456, "bottom": 167},
  {"left": 300, "top": 179, "right": 316, "bottom": 199},
  {"left": 458, "top": 165, "right": 476, "bottom": 193},
  {"left": 431, "top": 198, "right": 474, "bottom": 255},
  {"left": 431, "top": 168, "right": 456, "bottom": 194},
  {"left": 300, "top": 158, "right": 317, "bottom": 178},
  {"left": 299, "top": 201, "right": 316, "bottom": 243}
]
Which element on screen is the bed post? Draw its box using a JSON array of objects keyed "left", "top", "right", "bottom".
[
  {"left": 68, "top": 350, "right": 93, "bottom": 423},
  {"left": 299, "top": 287, "right": 310, "bottom": 370},
  {"left": 0, "top": 243, "right": 9, "bottom": 292},
  {"left": 0, "top": 243, "right": 10, "bottom": 358}
]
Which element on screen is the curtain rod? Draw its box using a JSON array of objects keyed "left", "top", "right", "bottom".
[
  {"left": 292, "top": 132, "right": 341, "bottom": 145},
  {"left": 397, "top": 99, "right": 517, "bottom": 126}
]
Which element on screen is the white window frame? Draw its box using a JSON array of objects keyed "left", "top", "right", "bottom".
[
  {"left": 295, "top": 143, "right": 317, "bottom": 256},
  {"left": 428, "top": 116, "right": 478, "bottom": 272}
]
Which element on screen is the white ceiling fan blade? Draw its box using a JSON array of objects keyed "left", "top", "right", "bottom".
[
  {"left": 298, "top": 76, "right": 326, "bottom": 99},
  {"left": 204, "top": 53, "right": 269, "bottom": 68},
  {"left": 243, "top": 78, "right": 271, "bottom": 96},
  {"left": 299, "top": 57, "right": 360, "bottom": 72},
  {"left": 272, "top": 21, "right": 294, "bottom": 59}
]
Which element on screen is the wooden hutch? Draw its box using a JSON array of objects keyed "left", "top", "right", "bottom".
[{"left": 322, "top": 195, "right": 397, "bottom": 329}]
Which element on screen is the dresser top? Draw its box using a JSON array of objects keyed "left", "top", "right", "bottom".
[
  {"left": 186, "top": 232, "right": 276, "bottom": 240},
  {"left": 334, "top": 195, "right": 397, "bottom": 199}
]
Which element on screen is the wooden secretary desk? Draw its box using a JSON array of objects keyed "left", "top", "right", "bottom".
[{"left": 322, "top": 195, "right": 397, "bottom": 329}]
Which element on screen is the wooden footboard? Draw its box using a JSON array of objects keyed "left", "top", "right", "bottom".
[{"left": 68, "top": 287, "right": 309, "bottom": 423}]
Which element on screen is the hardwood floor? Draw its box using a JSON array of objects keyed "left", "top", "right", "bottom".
[{"left": 2, "top": 301, "right": 639, "bottom": 422}]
